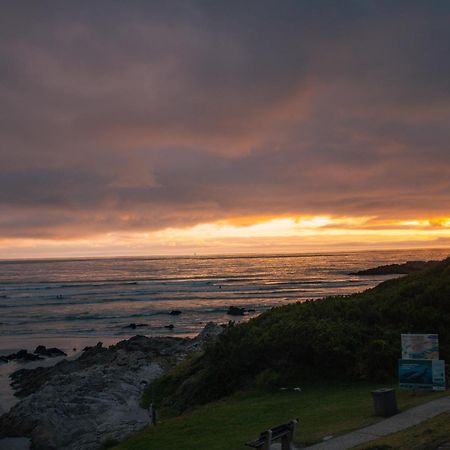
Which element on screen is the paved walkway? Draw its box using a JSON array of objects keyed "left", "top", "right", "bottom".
[
  {"left": 301, "top": 396, "right": 450, "bottom": 450},
  {"left": 0, "top": 437, "right": 30, "bottom": 450}
]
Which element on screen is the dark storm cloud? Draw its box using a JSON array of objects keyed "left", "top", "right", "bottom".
[{"left": 0, "top": 0, "right": 449, "bottom": 238}]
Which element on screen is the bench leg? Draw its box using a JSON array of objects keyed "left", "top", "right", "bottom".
[
  {"left": 283, "top": 419, "right": 298, "bottom": 450},
  {"left": 263, "top": 429, "right": 272, "bottom": 450},
  {"left": 281, "top": 435, "right": 291, "bottom": 450}
]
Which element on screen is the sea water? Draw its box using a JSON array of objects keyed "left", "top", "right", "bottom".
[{"left": 0, "top": 249, "right": 448, "bottom": 353}]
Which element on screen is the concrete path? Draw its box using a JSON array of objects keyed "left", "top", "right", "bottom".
[
  {"left": 301, "top": 396, "right": 450, "bottom": 450},
  {"left": 0, "top": 437, "right": 30, "bottom": 450}
]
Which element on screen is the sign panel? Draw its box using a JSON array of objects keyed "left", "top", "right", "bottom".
[
  {"left": 399, "top": 359, "right": 446, "bottom": 391},
  {"left": 401, "top": 334, "right": 439, "bottom": 360}
]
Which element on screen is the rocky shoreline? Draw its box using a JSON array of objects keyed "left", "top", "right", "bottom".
[
  {"left": 0, "top": 346, "right": 67, "bottom": 364},
  {"left": 350, "top": 260, "right": 438, "bottom": 276},
  {"left": 0, "top": 322, "right": 223, "bottom": 450}
]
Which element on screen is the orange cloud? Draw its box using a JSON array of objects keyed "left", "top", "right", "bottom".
[{"left": 1, "top": 214, "right": 449, "bottom": 259}]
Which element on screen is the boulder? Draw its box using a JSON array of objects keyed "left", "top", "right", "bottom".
[
  {"left": 123, "top": 323, "right": 148, "bottom": 329},
  {"left": 185, "top": 322, "right": 224, "bottom": 352},
  {"left": 5, "top": 350, "right": 43, "bottom": 362},
  {"left": 196, "top": 322, "right": 223, "bottom": 340},
  {"left": 34, "top": 346, "right": 67, "bottom": 357},
  {"left": 227, "top": 306, "right": 246, "bottom": 316},
  {"left": 82, "top": 342, "right": 103, "bottom": 353}
]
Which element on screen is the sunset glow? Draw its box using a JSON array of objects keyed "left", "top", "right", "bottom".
[
  {"left": 0, "top": 2, "right": 449, "bottom": 258},
  {"left": 1, "top": 215, "right": 450, "bottom": 259}
]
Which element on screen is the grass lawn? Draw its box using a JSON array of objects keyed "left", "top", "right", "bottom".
[
  {"left": 111, "top": 383, "right": 447, "bottom": 450},
  {"left": 356, "top": 411, "right": 450, "bottom": 450}
]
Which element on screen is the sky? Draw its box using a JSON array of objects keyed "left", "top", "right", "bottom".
[{"left": 1, "top": 1, "right": 450, "bottom": 258}]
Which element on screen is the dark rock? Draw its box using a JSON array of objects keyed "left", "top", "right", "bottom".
[
  {"left": 114, "top": 335, "right": 184, "bottom": 354},
  {"left": 227, "top": 306, "right": 246, "bottom": 316},
  {"left": 73, "top": 348, "right": 77, "bottom": 352},
  {"left": 0, "top": 328, "right": 224, "bottom": 450},
  {"left": 5, "top": 350, "right": 43, "bottom": 362},
  {"left": 169, "top": 310, "right": 182, "bottom": 316},
  {"left": 82, "top": 342, "right": 103, "bottom": 353},
  {"left": 34, "top": 345, "right": 67, "bottom": 357},
  {"left": 164, "top": 324, "right": 175, "bottom": 330},
  {"left": 1, "top": 345, "right": 165, "bottom": 449},
  {"left": 183, "top": 322, "right": 224, "bottom": 353},
  {"left": 195, "top": 322, "right": 223, "bottom": 340},
  {"left": 0, "top": 356, "right": 8, "bottom": 363},
  {"left": 45, "top": 347, "right": 66, "bottom": 357},
  {"left": 51, "top": 347, "right": 68, "bottom": 357},
  {"left": 247, "top": 308, "right": 256, "bottom": 312},
  {"left": 351, "top": 260, "right": 438, "bottom": 276},
  {"left": 18, "top": 350, "right": 43, "bottom": 361},
  {"left": 123, "top": 323, "right": 147, "bottom": 329},
  {"left": 6, "top": 335, "right": 189, "bottom": 400},
  {"left": 34, "top": 345, "right": 46, "bottom": 354}
]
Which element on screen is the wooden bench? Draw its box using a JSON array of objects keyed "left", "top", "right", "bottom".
[{"left": 245, "top": 419, "right": 298, "bottom": 450}]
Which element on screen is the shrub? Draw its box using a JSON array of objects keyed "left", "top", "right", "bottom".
[{"left": 255, "top": 369, "right": 283, "bottom": 391}]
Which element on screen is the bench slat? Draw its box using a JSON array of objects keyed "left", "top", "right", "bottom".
[
  {"left": 261, "top": 424, "right": 291, "bottom": 438},
  {"left": 245, "top": 419, "right": 298, "bottom": 449}
]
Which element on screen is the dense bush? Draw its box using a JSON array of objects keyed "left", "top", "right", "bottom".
[{"left": 149, "top": 257, "right": 450, "bottom": 412}]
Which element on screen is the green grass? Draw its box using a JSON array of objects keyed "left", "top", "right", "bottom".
[
  {"left": 113, "top": 384, "right": 447, "bottom": 450},
  {"left": 355, "top": 411, "right": 450, "bottom": 450}
]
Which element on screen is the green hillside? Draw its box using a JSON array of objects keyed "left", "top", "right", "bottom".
[{"left": 145, "top": 257, "right": 450, "bottom": 412}]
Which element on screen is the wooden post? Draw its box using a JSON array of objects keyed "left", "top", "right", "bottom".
[
  {"left": 281, "top": 419, "right": 298, "bottom": 450},
  {"left": 290, "top": 419, "right": 298, "bottom": 440},
  {"left": 263, "top": 429, "right": 272, "bottom": 450},
  {"left": 149, "top": 403, "right": 157, "bottom": 425}
]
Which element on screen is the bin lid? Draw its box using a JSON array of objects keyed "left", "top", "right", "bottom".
[{"left": 371, "top": 388, "right": 394, "bottom": 394}]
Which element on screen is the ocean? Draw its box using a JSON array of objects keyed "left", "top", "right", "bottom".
[{"left": 0, "top": 248, "right": 449, "bottom": 354}]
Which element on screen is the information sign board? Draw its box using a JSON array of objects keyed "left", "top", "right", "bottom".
[
  {"left": 399, "top": 359, "right": 445, "bottom": 391},
  {"left": 401, "top": 334, "right": 439, "bottom": 360}
]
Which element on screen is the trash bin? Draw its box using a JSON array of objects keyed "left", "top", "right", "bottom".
[{"left": 371, "top": 388, "right": 398, "bottom": 417}]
